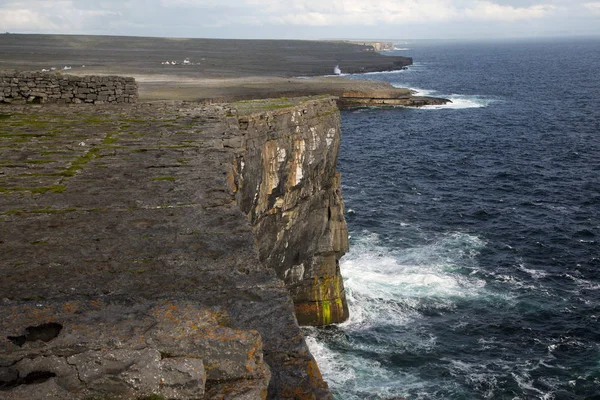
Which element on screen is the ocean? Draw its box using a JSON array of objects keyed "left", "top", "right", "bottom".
[{"left": 303, "top": 38, "right": 600, "bottom": 399}]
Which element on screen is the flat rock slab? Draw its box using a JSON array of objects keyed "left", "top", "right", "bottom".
[
  {"left": 0, "top": 35, "right": 411, "bottom": 78},
  {"left": 0, "top": 299, "right": 263, "bottom": 399},
  {"left": 0, "top": 101, "right": 331, "bottom": 399}
]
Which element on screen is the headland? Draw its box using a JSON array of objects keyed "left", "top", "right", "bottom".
[
  {"left": 0, "top": 34, "right": 447, "bottom": 399},
  {"left": 0, "top": 34, "right": 448, "bottom": 108}
]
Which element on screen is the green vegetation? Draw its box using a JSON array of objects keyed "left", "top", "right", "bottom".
[
  {"left": 0, "top": 185, "right": 66, "bottom": 194},
  {"left": 61, "top": 147, "right": 101, "bottom": 177},
  {"left": 0, "top": 114, "right": 11, "bottom": 120},
  {"left": 132, "top": 258, "right": 155, "bottom": 263},
  {"left": 82, "top": 116, "right": 110, "bottom": 125},
  {"left": 2, "top": 207, "right": 78, "bottom": 216},
  {"left": 103, "top": 135, "right": 119, "bottom": 144},
  {"left": 151, "top": 176, "right": 177, "bottom": 182},
  {"left": 127, "top": 269, "right": 146, "bottom": 274},
  {"left": 60, "top": 132, "right": 116, "bottom": 177},
  {"left": 7, "top": 118, "right": 51, "bottom": 128}
]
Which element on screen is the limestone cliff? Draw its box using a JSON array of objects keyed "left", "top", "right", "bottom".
[
  {"left": 349, "top": 41, "right": 395, "bottom": 52},
  {"left": 0, "top": 97, "right": 347, "bottom": 399},
  {"left": 229, "top": 97, "right": 350, "bottom": 326}
]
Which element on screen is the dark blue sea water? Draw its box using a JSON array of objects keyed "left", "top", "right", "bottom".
[{"left": 304, "top": 38, "right": 600, "bottom": 399}]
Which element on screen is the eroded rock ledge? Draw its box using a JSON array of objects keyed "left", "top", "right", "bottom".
[
  {"left": 0, "top": 97, "right": 347, "bottom": 399},
  {"left": 230, "top": 98, "right": 349, "bottom": 326}
]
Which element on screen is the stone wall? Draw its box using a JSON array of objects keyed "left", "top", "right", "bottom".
[{"left": 0, "top": 72, "right": 138, "bottom": 104}]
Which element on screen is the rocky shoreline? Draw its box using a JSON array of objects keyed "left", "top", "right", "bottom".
[{"left": 0, "top": 35, "right": 449, "bottom": 399}]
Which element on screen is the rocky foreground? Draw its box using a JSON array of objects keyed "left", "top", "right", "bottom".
[{"left": 0, "top": 97, "right": 349, "bottom": 399}]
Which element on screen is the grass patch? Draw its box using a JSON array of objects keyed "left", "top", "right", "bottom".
[
  {"left": 0, "top": 114, "right": 11, "bottom": 120},
  {"left": 263, "top": 103, "right": 293, "bottom": 110},
  {"left": 127, "top": 269, "right": 146, "bottom": 274},
  {"left": 132, "top": 258, "right": 155, "bottom": 263},
  {"left": 39, "top": 185, "right": 67, "bottom": 194},
  {"left": 151, "top": 176, "right": 177, "bottom": 182},
  {"left": 61, "top": 146, "right": 102, "bottom": 177},
  {"left": 82, "top": 116, "right": 111, "bottom": 125},
  {"left": 0, "top": 132, "right": 57, "bottom": 138},
  {"left": 0, "top": 185, "right": 66, "bottom": 194},
  {"left": 3, "top": 209, "right": 25, "bottom": 216},
  {"left": 2, "top": 207, "right": 78, "bottom": 216},
  {"left": 8, "top": 119, "right": 51, "bottom": 128},
  {"left": 103, "top": 135, "right": 119, "bottom": 145}
]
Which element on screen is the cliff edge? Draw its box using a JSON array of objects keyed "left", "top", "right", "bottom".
[
  {"left": 0, "top": 97, "right": 347, "bottom": 399},
  {"left": 230, "top": 98, "right": 349, "bottom": 326}
]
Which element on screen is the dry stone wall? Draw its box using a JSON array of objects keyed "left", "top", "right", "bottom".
[{"left": 0, "top": 72, "right": 138, "bottom": 105}]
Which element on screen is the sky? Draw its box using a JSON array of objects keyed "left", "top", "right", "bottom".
[{"left": 1, "top": 0, "right": 599, "bottom": 40}]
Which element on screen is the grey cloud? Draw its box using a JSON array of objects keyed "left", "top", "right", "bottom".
[{"left": 0, "top": 0, "right": 598, "bottom": 39}]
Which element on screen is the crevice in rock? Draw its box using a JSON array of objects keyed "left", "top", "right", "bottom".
[
  {"left": 7, "top": 322, "right": 63, "bottom": 347},
  {"left": 0, "top": 371, "right": 57, "bottom": 390}
]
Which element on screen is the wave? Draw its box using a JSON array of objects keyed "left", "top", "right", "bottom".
[
  {"left": 339, "top": 231, "right": 487, "bottom": 328},
  {"left": 421, "top": 94, "right": 494, "bottom": 109},
  {"left": 401, "top": 86, "right": 495, "bottom": 109},
  {"left": 304, "top": 230, "right": 492, "bottom": 398},
  {"left": 304, "top": 332, "right": 435, "bottom": 400}
]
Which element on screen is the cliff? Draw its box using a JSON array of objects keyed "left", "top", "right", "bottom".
[
  {"left": 230, "top": 98, "right": 349, "bottom": 326},
  {"left": 348, "top": 41, "right": 395, "bottom": 52},
  {"left": 0, "top": 97, "right": 347, "bottom": 399}
]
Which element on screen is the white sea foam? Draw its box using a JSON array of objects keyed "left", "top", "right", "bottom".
[
  {"left": 518, "top": 264, "right": 549, "bottom": 279},
  {"left": 565, "top": 274, "right": 600, "bottom": 290},
  {"left": 338, "top": 231, "right": 487, "bottom": 329},
  {"left": 421, "top": 94, "right": 493, "bottom": 109},
  {"left": 304, "top": 336, "right": 357, "bottom": 387},
  {"left": 305, "top": 333, "right": 428, "bottom": 400},
  {"left": 388, "top": 82, "right": 495, "bottom": 109}
]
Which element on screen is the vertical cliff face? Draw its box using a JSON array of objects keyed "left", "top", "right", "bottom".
[{"left": 230, "top": 97, "right": 349, "bottom": 326}]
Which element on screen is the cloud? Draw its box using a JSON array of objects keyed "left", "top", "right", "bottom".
[
  {"left": 158, "top": 0, "right": 559, "bottom": 27},
  {"left": 0, "top": 0, "right": 594, "bottom": 38},
  {"left": 0, "top": 8, "right": 60, "bottom": 32},
  {"left": 0, "top": 1, "right": 123, "bottom": 33},
  {"left": 464, "top": 2, "right": 557, "bottom": 21},
  {"left": 583, "top": 2, "right": 600, "bottom": 13}
]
